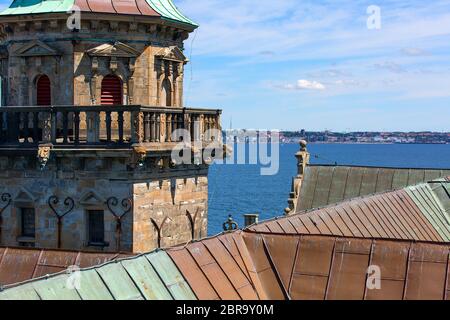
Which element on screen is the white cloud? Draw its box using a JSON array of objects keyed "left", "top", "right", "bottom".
[{"left": 280, "top": 80, "right": 326, "bottom": 91}]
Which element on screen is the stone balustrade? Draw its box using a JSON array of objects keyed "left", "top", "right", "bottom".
[{"left": 0, "top": 105, "right": 222, "bottom": 149}]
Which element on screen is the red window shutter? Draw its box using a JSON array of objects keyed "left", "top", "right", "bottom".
[
  {"left": 36, "top": 75, "right": 51, "bottom": 106},
  {"left": 101, "top": 75, "right": 122, "bottom": 105}
]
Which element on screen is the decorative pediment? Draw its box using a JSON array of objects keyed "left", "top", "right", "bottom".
[
  {"left": 79, "top": 190, "right": 106, "bottom": 207},
  {"left": 156, "top": 46, "right": 188, "bottom": 63},
  {"left": 13, "top": 40, "right": 60, "bottom": 57},
  {"left": 14, "top": 188, "right": 36, "bottom": 204},
  {"left": 87, "top": 42, "right": 140, "bottom": 58}
]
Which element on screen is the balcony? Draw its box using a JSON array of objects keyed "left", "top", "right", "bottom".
[{"left": 0, "top": 105, "right": 222, "bottom": 154}]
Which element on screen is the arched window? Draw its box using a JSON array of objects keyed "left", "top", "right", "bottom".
[
  {"left": 36, "top": 75, "right": 51, "bottom": 106},
  {"left": 161, "top": 78, "right": 172, "bottom": 107},
  {"left": 101, "top": 75, "right": 122, "bottom": 105}
]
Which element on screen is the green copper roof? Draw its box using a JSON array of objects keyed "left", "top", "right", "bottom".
[
  {"left": 146, "top": 0, "right": 198, "bottom": 27},
  {"left": 0, "top": 251, "right": 196, "bottom": 300},
  {"left": 0, "top": 0, "right": 198, "bottom": 27},
  {"left": 0, "top": 0, "right": 73, "bottom": 16}
]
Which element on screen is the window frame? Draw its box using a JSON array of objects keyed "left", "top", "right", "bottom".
[
  {"left": 20, "top": 207, "right": 36, "bottom": 238},
  {"left": 87, "top": 209, "right": 107, "bottom": 247}
]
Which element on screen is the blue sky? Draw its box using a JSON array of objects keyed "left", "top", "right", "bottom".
[
  {"left": 175, "top": 0, "right": 450, "bottom": 131},
  {"left": 1, "top": 0, "right": 449, "bottom": 131}
]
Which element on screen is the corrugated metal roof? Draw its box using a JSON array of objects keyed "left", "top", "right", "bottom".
[
  {"left": 296, "top": 165, "right": 450, "bottom": 212},
  {"left": 0, "top": 251, "right": 195, "bottom": 300},
  {"left": 0, "top": 247, "right": 130, "bottom": 287},
  {"left": 2, "top": 231, "right": 450, "bottom": 300},
  {"left": 0, "top": 0, "right": 198, "bottom": 27},
  {"left": 240, "top": 233, "right": 450, "bottom": 300},
  {"left": 167, "top": 234, "right": 260, "bottom": 300},
  {"left": 1, "top": 180, "right": 449, "bottom": 300},
  {"left": 253, "top": 180, "right": 450, "bottom": 243}
]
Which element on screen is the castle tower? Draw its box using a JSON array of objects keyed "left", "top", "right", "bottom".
[{"left": 0, "top": 0, "right": 222, "bottom": 253}]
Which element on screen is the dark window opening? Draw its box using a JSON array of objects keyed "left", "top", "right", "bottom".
[
  {"left": 21, "top": 208, "right": 35, "bottom": 238},
  {"left": 88, "top": 210, "right": 105, "bottom": 246},
  {"left": 161, "top": 78, "right": 172, "bottom": 107},
  {"left": 36, "top": 75, "right": 51, "bottom": 106},
  {"left": 101, "top": 75, "right": 122, "bottom": 105}
]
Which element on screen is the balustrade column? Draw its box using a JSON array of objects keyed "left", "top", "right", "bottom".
[
  {"left": 131, "top": 111, "right": 143, "bottom": 144},
  {"left": 166, "top": 114, "right": 172, "bottom": 142},
  {"left": 33, "top": 112, "right": 39, "bottom": 143},
  {"left": 156, "top": 114, "right": 161, "bottom": 142},
  {"left": 23, "top": 112, "right": 30, "bottom": 144},
  {"left": 150, "top": 113, "right": 156, "bottom": 142},
  {"left": 143, "top": 112, "right": 150, "bottom": 142},
  {"left": 42, "top": 111, "right": 52, "bottom": 143}
]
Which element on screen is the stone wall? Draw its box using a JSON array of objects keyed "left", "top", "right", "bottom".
[
  {"left": 0, "top": 153, "right": 209, "bottom": 253},
  {"left": 133, "top": 175, "right": 208, "bottom": 252},
  {"left": 1, "top": 16, "right": 187, "bottom": 107}
]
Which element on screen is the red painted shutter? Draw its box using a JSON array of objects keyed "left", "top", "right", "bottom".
[
  {"left": 101, "top": 75, "right": 122, "bottom": 105},
  {"left": 36, "top": 75, "right": 51, "bottom": 106}
]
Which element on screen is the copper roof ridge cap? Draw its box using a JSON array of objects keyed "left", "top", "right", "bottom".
[
  {"left": 166, "top": 230, "right": 244, "bottom": 251},
  {"left": 241, "top": 230, "right": 450, "bottom": 246}
]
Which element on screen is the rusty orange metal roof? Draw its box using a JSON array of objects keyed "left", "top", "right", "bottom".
[
  {"left": 0, "top": 247, "right": 131, "bottom": 287},
  {"left": 167, "top": 233, "right": 260, "bottom": 300},
  {"left": 251, "top": 181, "right": 450, "bottom": 243},
  {"left": 1, "top": 179, "right": 449, "bottom": 300},
  {"left": 240, "top": 232, "right": 450, "bottom": 300},
  {"left": 74, "top": 0, "right": 159, "bottom": 16},
  {"left": 2, "top": 231, "right": 450, "bottom": 300}
]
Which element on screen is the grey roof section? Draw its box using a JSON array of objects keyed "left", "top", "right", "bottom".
[{"left": 296, "top": 165, "right": 450, "bottom": 213}]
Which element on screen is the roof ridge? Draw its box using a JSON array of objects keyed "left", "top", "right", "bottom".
[{"left": 308, "top": 163, "right": 450, "bottom": 170}]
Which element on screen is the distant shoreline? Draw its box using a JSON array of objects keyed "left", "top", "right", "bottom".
[
  {"left": 229, "top": 141, "right": 449, "bottom": 145},
  {"left": 282, "top": 142, "right": 449, "bottom": 145}
]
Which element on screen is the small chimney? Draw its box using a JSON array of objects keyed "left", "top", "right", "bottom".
[{"left": 243, "top": 213, "right": 259, "bottom": 227}]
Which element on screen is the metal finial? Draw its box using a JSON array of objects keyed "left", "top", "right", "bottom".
[{"left": 223, "top": 215, "right": 238, "bottom": 231}]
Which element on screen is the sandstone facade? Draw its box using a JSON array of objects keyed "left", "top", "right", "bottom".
[
  {"left": 0, "top": 8, "right": 218, "bottom": 253},
  {"left": 0, "top": 153, "right": 208, "bottom": 253}
]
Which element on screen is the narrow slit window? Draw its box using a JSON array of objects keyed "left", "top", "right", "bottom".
[
  {"left": 88, "top": 210, "right": 105, "bottom": 245},
  {"left": 21, "top": 208, "right": 35, "bottom": 238}
]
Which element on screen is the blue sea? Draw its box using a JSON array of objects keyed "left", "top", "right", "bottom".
[{"left": 207, "top": 143, "right": 450, "bottom": 235}]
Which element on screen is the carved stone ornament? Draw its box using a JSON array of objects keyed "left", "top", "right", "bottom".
[
  {"left": 109, "top": 57, "right": 118, "bottom": 73},
  {"left": 37, "top": 145, "right": 51, "bottom": 169},
  {"left": 130, "top": 146, "right": 147, "bottom": 169}
]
